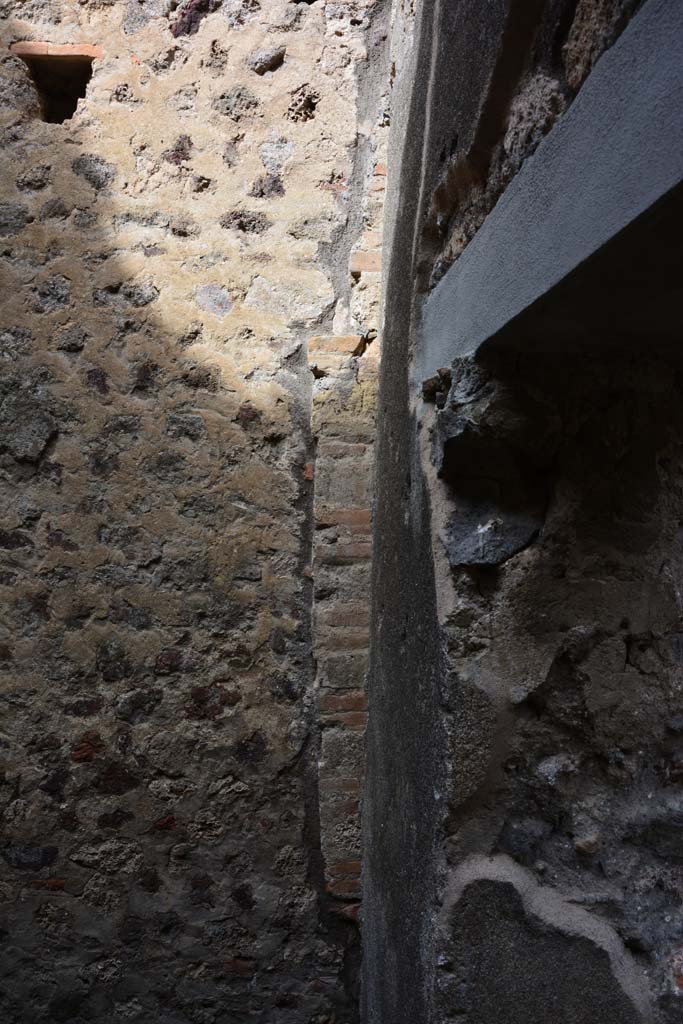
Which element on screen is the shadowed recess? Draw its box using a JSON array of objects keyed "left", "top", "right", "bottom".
[{"left": 17, "top": 53, "right": 94, "bottom": 123}]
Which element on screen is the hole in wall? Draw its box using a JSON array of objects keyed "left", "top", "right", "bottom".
[
  {"left": 429, "top": 357, "right": 560, "bottom": 570},
  {"left": 21, "top": 54, "right": 94, "bottom": 123},
  {"left": 438, "top": 428, "right": 550, "bottom": 569},
  {"left": 11, "top": 45, "right": 98, "bottom": 123}
]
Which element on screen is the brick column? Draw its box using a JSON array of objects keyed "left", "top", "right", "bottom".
[{"left": 309, "top": 159, "right": 385, "bottom": 924}]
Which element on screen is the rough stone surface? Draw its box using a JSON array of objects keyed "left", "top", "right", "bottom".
[
  {"left": 4, "top": 0, "right": 675, "bottom": 1020},
  {"left": 365, "top": 2, "right": 681, "bottom": 1023},
  {"left": 563, "top": 0, "right": 643, "bottom": 91},
  {"left": 0, "top": 201, "right": 33, "bottom": 235},
  {"left": 247, "top": 45, "right": 286, "bottom": 75},
  {"left": 0, "top": 1, "right": 387, "bottom": 1022},
  {"left": 438, "top": 859, "right": 647, "bottom": 1024}
]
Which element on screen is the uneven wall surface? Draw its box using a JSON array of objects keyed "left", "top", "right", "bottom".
[
  {"left": 366, "top": 1, "right": 682, "bottom": 1022},
  {"left": 0, "top": 2, "right": 387, "bottom": 1022}
]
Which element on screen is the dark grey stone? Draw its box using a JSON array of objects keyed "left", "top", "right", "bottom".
[
  {"left": 96, "top": 636, "right": 132, "bottom": 682},
  {"left": 220, "top": 208, "right": 271, "bottom": 233},
  {"left": 247, "top": 45, "right": 286, "bottom": 75},
  {"left": 0, "top": 201, "right": 32, "bottom": 236},
  {"left": 56, "top": 325, "right": 88, "bottom": 352},
  {"left": 72, "top": 153, "right": 117, "bottom": 190},
  {"left": 0, "top": 326, "right": 32, "bottom": 358},
  {"left": 222, "top": 0, "right": 260, "bottom": 28},
  {"left": 39, "top": 198, "right": 70, "bottom": 220},
  {"left": 122, "top": 0, "right": 173, "bottom": 34},
  {"left": 2, "top": 841, "right": 59, "bottom": 870},
  {"left": 0, "top": 391, "right": 57, "bottom": 461},
  {"left": 0, "top": 529, "right": 34, "bottom": 549},
  {"left": 443, "top": 877, "right": 645, "bottom": 1023},
  {"left": 165, "top": 413, "right": 206, "bottom": 440},
  {"left": 170, "top": 0, "right": 222, "bottom": 37},
  {"left": 249, "top": 172, "right": 284, "bottom": 198},
  {"left": 34, "top": 275, "right": 71, "bottom": 313},
  {"left": 443, "top": 490, "right": 543, "bottom": 566},
  {"left": 15, "top": 164, "right": 51, "bottom": 191},
  {"left": 122, "top": 279, "right": 159, "bottom": 306},
  {"left": 213, "top": 85, "right": 259, "bottom": 120},
  {"left": 626, "top": 812, "right": 683, "bottom": 864}
]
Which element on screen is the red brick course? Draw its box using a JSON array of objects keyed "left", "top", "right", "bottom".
[{"left": 10, "top": 41, "right": 104, "bottom": 59}]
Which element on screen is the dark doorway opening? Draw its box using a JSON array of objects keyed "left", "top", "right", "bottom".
[{"left": 18, "top": 53, "right": 95, "bottom": 123}]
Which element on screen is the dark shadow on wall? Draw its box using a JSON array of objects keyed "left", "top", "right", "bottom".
[
  {"left": 366, "top": 0, "right": 680, "bottom": 1019},
  {"left": 361, "top": 1, "right": 449, "bottom": 1023},
  {"left": 431, "top": 346, "right": 683, "bottom": 1023},
  {"left": 0, "top": 35, "right": 359, "bottom": 1024}
]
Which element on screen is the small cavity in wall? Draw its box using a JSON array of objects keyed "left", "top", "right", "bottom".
[
  {"left": 10, "top": 42, "right": 102, "bottom": 123},
  {"left": 425, "top": 355, "right": 557, "bottom": 569}
]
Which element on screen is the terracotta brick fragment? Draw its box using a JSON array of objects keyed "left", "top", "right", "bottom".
[
  {"left": 223, "top": 958, "right": 256, "bottom": 977},
  {"left": 311, "top": 977, "right": 338, "bottom": 994},
  {"left": 317, "top": 541, "right": 372, "bottom": 564},
  {"left": 331, "top": 902, "right": 360, "bottom": 923},
  {"left": 324, "top": 630, "right": 370, "bottom": 651},
  {"left": 315, "top": 507, "right": 371, "bottom": 529},
  {"left": 326, "top": 878, "right": 361, "bottom": 897},
  {"left": 318, "top": 604, "right": 368, "bottom": 627},
  {"left": 30, "top": 878, "right": 66, "bottom": 891},
  {"left": 336, "top": 797, "right": 360, "bottom": 814},
  {"left": 328, "top": 859, "right": 361, "bottom": 877},
  {"left": 152, "top": 815, "right": 177, "bottom": 831},
  {"left": 357, "top": 354, "right": 379, "bottom": 380},
  {"left": 319, "top": 692, "right": 367, "bottom": 712},
  {"left": 11, "top": 42, "right": 104, "bottom": 59},
  {"left": 361, "top": 229, "right": 383, "bottom": 248},
  {"left": 318, "top": 178, "right": 347, "bottom": 193},
  {"left": 319, "top": 777, "right": 361, "bottom": 794},
  {"left": 317, "top": 443, "right": 368, "bottom": 459},
  {"left": 70, "top": 730, "right": 105, "bottom": 762},
  {"left": 350, "top": 251, "right": 381, "bottom": 275},
  {"left": 309, "top": 334, "right": 364, "bottom": 355}
]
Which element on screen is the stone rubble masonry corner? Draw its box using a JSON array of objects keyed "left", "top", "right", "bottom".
[{"left": 0, "top": 0, "right": 388, "bottom": 1021}]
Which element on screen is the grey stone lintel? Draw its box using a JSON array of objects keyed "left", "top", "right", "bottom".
[{"left": 417, "top": 0, "right": 683, "bottom": 382}]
